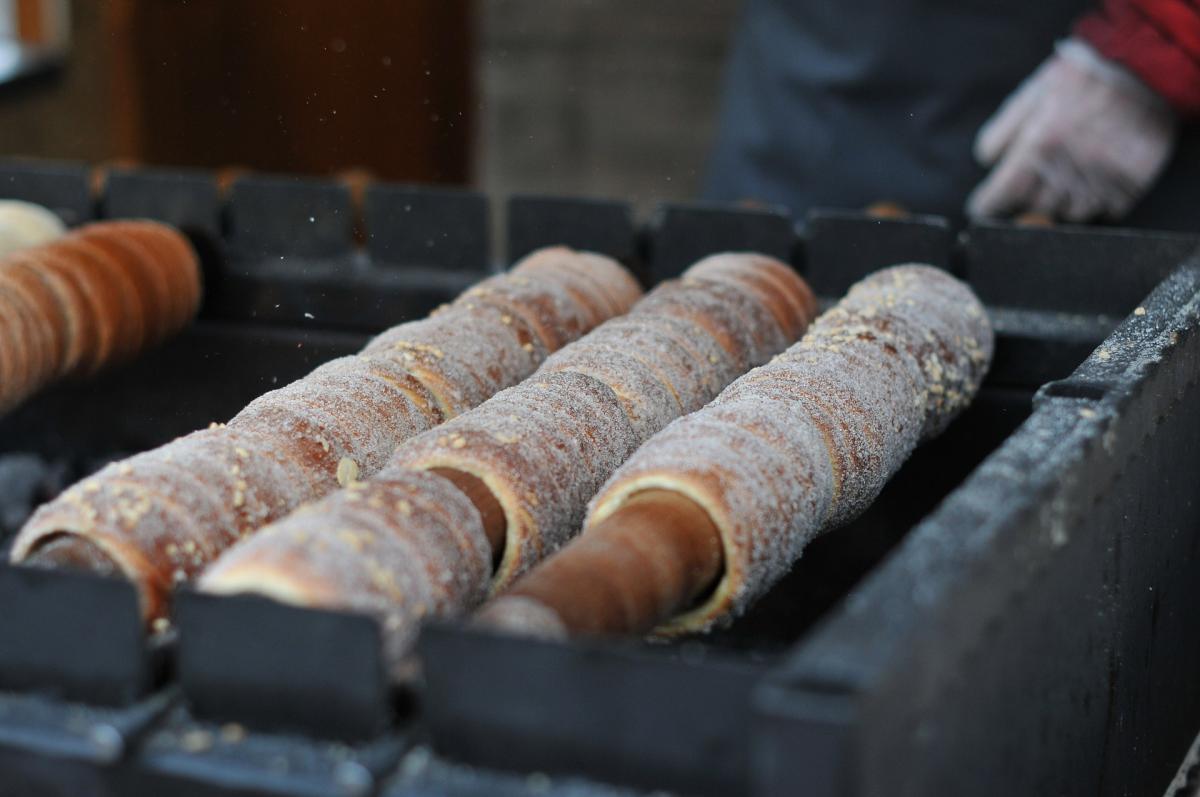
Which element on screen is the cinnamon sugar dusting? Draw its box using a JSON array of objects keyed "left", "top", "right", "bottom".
[
  {"left": 200, "top": 252, "right": 815, "bottom": 666},
  {"left": 588, "top": 264, "right": 993, "bottom": 634},
  {"left": 12, "top": 247, "right": 637, "bottom": 623}
]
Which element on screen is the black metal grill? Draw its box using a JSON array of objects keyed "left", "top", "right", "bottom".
[{"left": 0, "top": 158, "right": 1197, "bottom": 797}]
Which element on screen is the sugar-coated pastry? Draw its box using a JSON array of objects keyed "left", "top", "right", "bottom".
[
  {"left": 12, "top": 247, "right": 638, "bottom": 622},
  {"left": 196, "top": 253, "right": 816, "bottom": 672},
  {"left": 199, "top": 470, "right": 492, "bottom": 675},
  {"left": 389, "top": 370, "right": 640, "bottom": 589},
  {"left": 586, "top": 264, "right": 993, "bottom": 634}
]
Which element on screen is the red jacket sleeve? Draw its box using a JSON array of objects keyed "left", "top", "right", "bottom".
[{"left": 1075, "top": 0, "right": 1200, "bottom": 116}]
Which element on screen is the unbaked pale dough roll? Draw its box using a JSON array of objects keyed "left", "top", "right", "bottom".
[
  {"left": 0, "top": 200, "right": 66, "bottom": 256},
  {"left": 199, "top": 470, "right": 492, "bottom": 674},
  {"left": 12, "top": 248, "right": 637, "bottom": 621},
  {"left": 587, "top": 264, "right": 993, "bottom": 634}
]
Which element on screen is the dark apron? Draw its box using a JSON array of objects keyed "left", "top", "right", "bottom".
[{"left": 704, "top": 0, "right": 1199, "bottom": 232}]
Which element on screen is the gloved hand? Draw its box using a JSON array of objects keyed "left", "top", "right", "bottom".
[{"left": 967, "top": 38, "right": 1178, "bottom": 223}]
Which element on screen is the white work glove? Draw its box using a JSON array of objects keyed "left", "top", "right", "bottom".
[{"left": 967, "top": 38, "right": 1178, "bottom": 223}]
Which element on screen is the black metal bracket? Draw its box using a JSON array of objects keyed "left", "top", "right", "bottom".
[
  {"left": 0, "top": 159, "right": 93, "bottom": 226},
  {"left": 101, "top": 167, "right": 222, "bottom": 239},
  {"left": 803, "top": 208, "right": 956, "bottom": 298},
  {"left": 0, "top": 565, "right": 151, "bottom": 706},
  {"left": 0, "top": 688, "right": 175, "bottom": 796},
  {"left": 201, "top": 261, "right": 480, "bottom": 333},
  {"left": 126, "top": 702, "right": 408, "bottom": 797},
  {"left": 645, "top": 201, "right": 797, "bottom": 284},
  {"left": 962, "top": 221, "right": 1200, "bottom": 316},
  {"left": 750, "top": 679, "right": 858, "bottom": 797},
  {"left": 506, "top": 195, "right": 638, "bottom": 270},
  {"left": 226, "top": 175, "right": 355, "bottom": 261},
  {"left": 174, "top": 590, "right": 393, "bottom": 742},
  {"left": 418, "top": 623, "right": 766, "bottom": 797},
  {"left": 365, "top": 183, "right": 490, "bottom": 272}
]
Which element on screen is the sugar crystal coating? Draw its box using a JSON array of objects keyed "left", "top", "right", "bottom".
[
  {"left": 389, "top": 370, "right": 640, "bottom": 589},
  {"left": 512, "top": 246, "right": 643, "bottom": 319},
  {"left": 12, "top": 247, "right": 636, "bottom": 622},
  {"left": 199, "top": 470, "right": 491, "bottom": 676},
  {"left": 198, "top": 252, "right": 815, "bottom": 667},
  {"left": 587, "top": 264, "right": 994, "bottom": 634},
  {"left": 686, "top": 253, "right": 817, "bottom": 341}
]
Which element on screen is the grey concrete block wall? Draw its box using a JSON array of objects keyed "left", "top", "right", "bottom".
[{"left": 475, "top": 0, "right": 741, "bottom": 231}]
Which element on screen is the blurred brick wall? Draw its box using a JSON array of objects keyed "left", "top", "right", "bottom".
[{"left": 475, "top": 0, "right": 740, "bottom": 218}]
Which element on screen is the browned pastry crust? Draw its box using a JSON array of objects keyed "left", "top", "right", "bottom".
[
  {"left": 0, "top": 273, "right": 55, "bottom": 404},
  {"left": 454, "top": 272, "right": 591, "bottom": 353},
  {"left": 507, "top": 248, "right": 615, "bottom": 329},
  {"left": 199, "top": 470, "right": 492, "bottom": 675},
  {"left": 12, "top": 247, "right": 639, "bottom": 622},
  {"left": 10, "top": 425, "right": 317, "bottom": 618},
  {"left": 230, "top": 371, "right": 436, "bottom": 490},
  {"left": 0, "top": 286, "right": 39, "bottom": 408},
  {"left": 512, "top": 246, "right": 643, "bottom": 320},
  {"left": 475, "top": 595, "right": 570, "bottom": 641},
  {"left": 0, "top": 261, "right": 65, "bottom": 382},
  {"left": 586, "top": 264, "right": 994, "bottom": 634},
  {"left": 52, "top": 237, "right": 146, "bottom": 360},
  {"left": 90, "top": 224, "right": 180, "bottom": 344},
  {"left": 3, "top": 253, "right": 91, "bottom": 377},
  {"left": 72, "top": 227, "right": 163, "bottom": 348},
  {"left": 629, "top": 278, "right": 784, "bottom": 373},
  {"left": 0, "top": 220, "right": 204, "bottom": 414},
  {"left": 389, "top": 370, "right": 639, "bottom": 590},
  {"left": 479, "top": 488, "right": 722, "bottom": 639},
  {"left": 684, "top": 253, "right": 817, "bottom": 342},
  {"left": 113, "top": 220, "right": 204, "bottom": 330},
  {"left": 197, "top": 252, "right": 816, "bottom": 671},
  {"left": 537, "top": 343, "right": 682, "bottom": 441},
  {"left": 27, "top": 245, "right": 114, "bottom": 375},
  {"left": 363, "top": 311, "right": 540, "bottom": 419},
  {"left": 864, "top": 201, "right": 910, "bottom": 219}
]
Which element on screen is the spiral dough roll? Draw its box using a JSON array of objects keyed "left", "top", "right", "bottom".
[
  {"left": 586, "top": 264, "right": 994, "bottom": 634},
  {"left": 198, "top": 253, "right": 816, "bottom": 670},
  {"left": 12, "top": 248, "right": 637, "bottom": 621}
]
